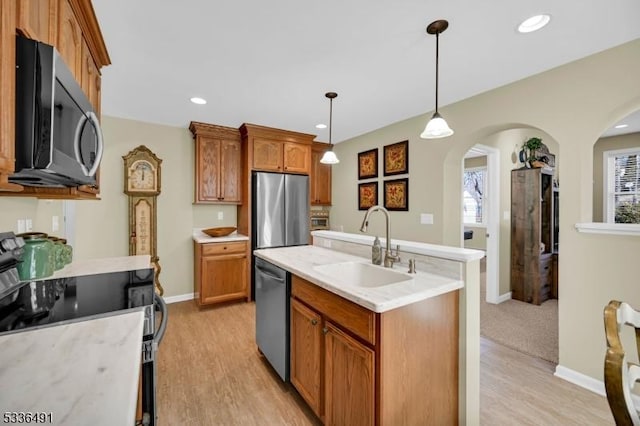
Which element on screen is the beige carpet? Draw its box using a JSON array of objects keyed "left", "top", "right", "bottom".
[{"left": 480, "top": 269, "right": 559, "bottom": 364}]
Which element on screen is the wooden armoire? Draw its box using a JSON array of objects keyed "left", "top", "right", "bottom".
[{"left": 510, "top": 168, "right": 557, "bottom": 305}]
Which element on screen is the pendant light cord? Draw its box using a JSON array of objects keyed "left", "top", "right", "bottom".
[
  {"left": 435, "top": 31, "right": 439, "bottom": 114},
  {"left": 329, "top": 97, "right": 333, "bottom": 146}
]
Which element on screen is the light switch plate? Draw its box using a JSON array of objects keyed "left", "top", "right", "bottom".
[
  {"left": 25, "top": 218, "right": 33, "bottom": 232},
  {"left": 52, "top": 216, "right": 59, "bottom": 232},
  {"left": 17, "top": 219, "right": 25, "bottom": 234},
  {"left": 420, "top": 213, "right": 434, "bottom": 225},
  {"left": 503, "top": 211, "right": 510, "bottom": 220},
  {"left": 217, "top": 211, "right": 223, "bottom": 220}
]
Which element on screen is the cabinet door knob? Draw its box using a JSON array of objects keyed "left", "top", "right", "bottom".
[
  {"left": 311, "top": 319, "right": 318, "bottom": 326},
  {"left": 322, "top": 327, "right": 328, "bottom": 334}
]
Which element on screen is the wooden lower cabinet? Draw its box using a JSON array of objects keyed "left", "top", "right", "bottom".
[
  {"left": 324, "top": 321, "right": 375, "bottom": 426},
  {"left": 290, "top": 299, "right": 323, "bottom": 417},
  {"left": 194, "top": 241, "right": 248, "bottom": 305},
  {"left": 290, "top": 275, "right": 458, "bottom": 425}
]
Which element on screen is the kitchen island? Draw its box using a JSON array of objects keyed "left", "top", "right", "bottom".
[
  {"left": 0, "top": 309, "right": 145, "bottom": 425},
  {"left": 254, "top": 231, "right": 483, "bottom": 425}
]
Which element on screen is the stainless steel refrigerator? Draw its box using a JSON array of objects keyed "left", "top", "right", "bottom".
[{"left": 252, "top": 171, "right": 309, "bottom": 381}]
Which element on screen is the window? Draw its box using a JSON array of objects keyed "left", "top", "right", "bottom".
[
  {"left": 604, "top": 148, "right": 640, "bottom": 223},
  {"left": 463, "top": 167, "right": 486, "bottom": 225}
]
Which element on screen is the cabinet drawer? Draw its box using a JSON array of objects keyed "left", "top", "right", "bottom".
[
  {"left": 202, "top": 241, "right": 246, "bottom": 256},
  {"left": 292, "top": 275, "right": 376, "bottom": 346}
]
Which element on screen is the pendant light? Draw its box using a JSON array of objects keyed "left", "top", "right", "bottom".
[
  {"left": 320, "top": 92, "right": 340, "bottom": 164},
  {"left": 420, "top": 19, "right": 454, "bottom": 139}
]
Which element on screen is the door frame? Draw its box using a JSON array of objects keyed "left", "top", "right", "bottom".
[{"left": 462, "top": 144, "right": 501, "bottom": 304}]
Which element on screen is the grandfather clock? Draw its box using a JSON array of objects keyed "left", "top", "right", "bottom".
[{"left": 123, "top": 145, "right": 164, "bottom": 295}]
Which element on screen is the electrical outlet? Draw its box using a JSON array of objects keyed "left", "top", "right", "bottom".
[
  {"left": 17, "top": 219, "right": 26, "bottom": 233},
  {"left": 217, "top": 211, "right": 223, "bottom": 220},
  {"left": 25, "top": 218, "right": 33, "bottom": 232},
  {"left": 52, "top": 216, "right": 59, "bottom": 232},
  {"left": 503, "top": 211, "right": 510, "bottom": 220}
]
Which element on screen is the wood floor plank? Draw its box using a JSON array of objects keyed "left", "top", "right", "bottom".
[{"left": 157, "top": 300, "right": 613, "bottom": 425}]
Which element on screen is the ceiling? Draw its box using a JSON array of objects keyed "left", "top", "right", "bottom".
[{"left": 92, "top": 0, "right": 640, "bottom": 144}]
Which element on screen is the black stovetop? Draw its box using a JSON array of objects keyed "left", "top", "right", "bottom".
[{"left": 0, "top": 268, "right": 154, "bottom": 334}]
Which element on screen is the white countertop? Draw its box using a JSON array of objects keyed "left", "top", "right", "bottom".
[
  {"left": 40, "top": 255, "right": 152, "bottom": 281},
  {"left": 0, "top": 309, "right": 145, "bottom": 425},
  {"left": 254, "top": 245, "right": 463, "bottom": 313},
  {"left": 192, "top": 229, "right": 249, "bottom": 243}
]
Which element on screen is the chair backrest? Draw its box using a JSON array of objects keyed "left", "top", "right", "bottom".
[{"left": 604, "top": 300, "right": 640, "bottom": 425}]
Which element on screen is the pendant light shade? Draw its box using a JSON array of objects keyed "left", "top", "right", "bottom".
[
  {"left": 421, "top": 19, "right": 454, "bottom": 139},
  {"left": 320, "top": 92, "right": 340, "bottom": 164}
]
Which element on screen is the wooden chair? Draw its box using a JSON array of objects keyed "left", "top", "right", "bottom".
[{"left": 604, "top": 300, "right": 640, "bottom": 425}]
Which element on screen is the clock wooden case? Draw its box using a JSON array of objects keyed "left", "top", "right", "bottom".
[{"left": 123, "top": 145, "right": 164, "bottom": 295}]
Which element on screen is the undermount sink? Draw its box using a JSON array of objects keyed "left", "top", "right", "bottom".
[{"left": 313, "top": 262, "right": 413, "bottom": 288}]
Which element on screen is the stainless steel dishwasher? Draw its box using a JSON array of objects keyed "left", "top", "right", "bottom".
[{"left": 255, "top": 257, "right": 290, "bottom": 381}]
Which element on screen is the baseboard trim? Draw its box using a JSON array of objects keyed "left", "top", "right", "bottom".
[
  {"left": 555, "top": 364, "right": 640, "bottom": 409},
  {"left": 554, "top": 365, "right": 605, "bottom": 396},
  {"left": 496, "top": 292, "right": 512, "bottom": 304},
  {"left": 163, "top": 293, "right": 194, "bottom": 304}
]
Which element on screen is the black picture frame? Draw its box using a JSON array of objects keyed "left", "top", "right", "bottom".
[
  {"left": 383, "top": 140, "right": 409, "bottom": 176},
  {"left": 358, "top": 182, "right": 378, "bottom": 210},
  {"left": 358, "top": 148, "right": 378, "bottom": 180},
  {"left": 383, "top": 178, "right": 409, "bottom": 211}
]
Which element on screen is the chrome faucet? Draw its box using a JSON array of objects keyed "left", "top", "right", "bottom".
[{"left": 359, "top": 205, "right": 401, "bottom": 268}]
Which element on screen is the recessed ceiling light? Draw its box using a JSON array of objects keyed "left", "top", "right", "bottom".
[
  {"left": 518, "top": 14, "right": 551, "bottom": 33},
  {"left": 316, "top": 124, "right": 327, "bottom": 129},
  {"left": 190, "top": 97, "right": 207, "bottom": 105},
  {"left": 615, "top": 124, "right": 629, "bottom": 129}
]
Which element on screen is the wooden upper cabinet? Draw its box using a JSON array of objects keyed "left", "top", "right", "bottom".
[
  {"left": 17, "top": 0, "right": 54, "bottom": 44},
  {"left": 283, "top": 142, "right": 311, "bottom": 174},
  {"left": 81, "top": 39, "right": 101, "bottom": 116},
  {"left": 311, "top": 142, "right": 332, "bottom": 205},
  {"left": 190, "top": 122, "right": 242, "bottom": 204},
  {"left": 241, "top": 124, "right": 315, "bottom": 176},
  {"left": 57, "top": 0, "right": 82, "bottom": 79},
  {"left": 253, "top": 138, "right": 284, "bottom": 172}
]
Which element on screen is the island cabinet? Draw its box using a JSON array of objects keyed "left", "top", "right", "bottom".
[
  {"left": 310, "top": 142, "right": 332, "bottom": 205},
  {"left": 0, "top": 0, "right": 110, "bottom": 198},
  {"left": 290, "top": 275, "right": 459, "bottom": 425},
  {"left": 194, "top": 241, "right": 248, "bottom": 306},
  {"left": 190, "top": 122, "right": 242, "bottom": 204}
]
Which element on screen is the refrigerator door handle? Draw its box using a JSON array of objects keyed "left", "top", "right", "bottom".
[{"left": 256, "top": 266, "right": 285, "bottom": 282}]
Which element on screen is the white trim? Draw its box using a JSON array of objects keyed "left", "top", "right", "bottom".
[
  {"left": 496, "top": 291, "right": 512, "bottom": 303},
  {"left": 554, "top": 365, "right": 605, "bottom": 396},
  {"left": 163, "top": 293, "right": 195, "bottom": 304},
  {"left": 555, "top": 364, "right": 640, "bottom": 408},
  {"left": 575, "top": 222, "right": 640, "bottom": 236},
  {"left": 464, "top": 144, "right": 500, "bottom": 304}
]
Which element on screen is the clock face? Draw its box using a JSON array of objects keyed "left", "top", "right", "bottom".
[{"left": 128, "top": 160, "right": 157, "bottom": 193}]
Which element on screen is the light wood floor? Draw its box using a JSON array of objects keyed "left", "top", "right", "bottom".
[{"left": 157, "top": 300, "right": 613, "bottom": 425}]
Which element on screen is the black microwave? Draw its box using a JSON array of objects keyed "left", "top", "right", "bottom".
[{"left": 10, "top": 35, "right": 104, "bottom": 187}]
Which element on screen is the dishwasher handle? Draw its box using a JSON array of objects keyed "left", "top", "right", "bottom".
[{"left": 256, "top": 265, "right": 285, "bottom": 283}]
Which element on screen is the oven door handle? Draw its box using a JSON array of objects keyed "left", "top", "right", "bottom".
[{"left": 153, "top": 293, "right": 168, "bottom": 346}]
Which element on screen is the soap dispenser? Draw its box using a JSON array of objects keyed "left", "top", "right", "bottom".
[{"left": 372, "top": 236, "right": 382, "bottom": 265}]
